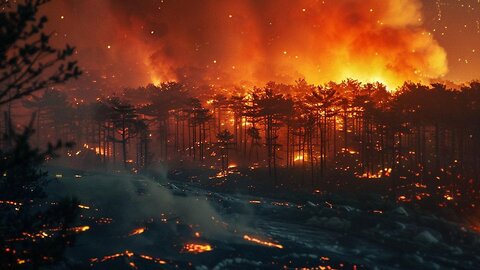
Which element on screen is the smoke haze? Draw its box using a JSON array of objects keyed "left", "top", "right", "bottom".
[{"left": 45, "top": 0, "right": 448, "bottom": 90}]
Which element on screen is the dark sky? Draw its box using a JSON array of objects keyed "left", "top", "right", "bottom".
[{"left": 34, "top": 0, "right": 480, "bottom": 90}]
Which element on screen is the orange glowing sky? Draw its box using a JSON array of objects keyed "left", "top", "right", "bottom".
[{"left": 41, "top": 0, "right": 480, "bottom": 91}]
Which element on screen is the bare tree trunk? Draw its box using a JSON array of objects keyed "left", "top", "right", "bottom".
[{"left": 122, "top": 118, "right": 127, "bottom": 169}]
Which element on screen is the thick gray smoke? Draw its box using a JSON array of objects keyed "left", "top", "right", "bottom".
[{"left": 45, "top": 164, "right": 255, "bottom": 266}]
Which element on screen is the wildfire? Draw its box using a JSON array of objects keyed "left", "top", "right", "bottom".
[
  {"left": 7, "top": 225, "right": 90, "bottom": 243},
  {"left": 398, "top": 195, "right": 411, "bottom": 202},
  {"left": 94, "top": 147, "right": 104, "bottom": 155},
  {"left": 294, "top": 155, "right": 305, "bottom": 162},
  {"left": 139, "top": 254, "right": 167, "bottom": 265},
  {"left": 183, "top": 243, "right": 213, "bottom": 254},
  {"left": 356, "top": 168, "right": 392, "bottom": 179},
  {"left": 213, "top": 171, "right": 228, "bottom": 179},
  {"left": 82, "top": 144, "right": 105, "bottom": 156},
  {"left": 243, "top": 234, "right": 284, "bottom": 249},
  {"left": 95, "top": 252, "right": 123, "bottom": 263},
  {"left": 90, "top": 250, "right": 167, "bottom": 267},
  {"left": 128, "top": 227, "right": 146, "bottom": 236},
  {"left": 444, "top": 194, "right": 454, "bottom": 201},
  {"left": 272, "top": 201, "right": 291, "bottom": 207},
  {"left": 78, "top": 204, "right": 90, "bottom": 209},
  {"left": 342, "top": 148, "right": 358, "bottom": 155},
  {"left": 471, "top": 225, "right": 480, "bottom": 233},
  {"left": 0, "top": 200, "right": 22, "bottom": 206},
  {"left": 58, "top": 0, "right": 448, "bottom": 90},
  {"left": 150, "top": 75, "right": 162, "bottom": 86},
  {"left": 69, "top": 226, "right": 90, "bottom": 233}
]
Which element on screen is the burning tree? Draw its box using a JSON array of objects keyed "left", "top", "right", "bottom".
[
  {"left": 306, "top": 84, "right": 341, "bottom": 180},
  {"left": 105, "top": 97, "right": 140, "bottom": 169},
  {"left": 216, "top": 129, "right": 234, "bottom": 177},
  {"left": 254, "top": 83, "right": 294, "bottom": 182},
  {"left": 185, "top": 98, "right": 212, "bottom": 161},
  {"left": 139, "top": 82, "right": 187, "bottom": 161}
]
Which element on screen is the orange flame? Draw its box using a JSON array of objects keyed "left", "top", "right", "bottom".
[
  {"left": 183, "top": 243, "right": 213, "bottom": 254},
  {"left": 90, "top": 250, "right": 167, "bottom": 266},
  {"left": 128, "top": 227, "right": 146, "bottom": 236},
  {"left": 243, "top": 234, "right": 284, "bottom": 249},
  {"left": 47, "top": 0, "right": 448, "bottom": 91},
  {"left": 0, "top": 200, "right": 23, "bottom": 206},
  {"left": 69, "top": 226, "right": 90, "bottom": 233}
]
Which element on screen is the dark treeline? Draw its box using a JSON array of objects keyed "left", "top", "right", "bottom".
[
  {"left": 3, "top": 1, "right": 477, "bottom": 269},
  {"left": 5, "top": 79, "right": 480, "bottom": 199},
  {"left": 0, "top": 0, "right": 83, "bottom": 268}
]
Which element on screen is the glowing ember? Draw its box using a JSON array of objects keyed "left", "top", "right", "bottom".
[
  {"left": 78, "top": 204, "right": 90, "bottom": 209},
  {"left": 183, "top": 243, "right": 213, "bottom": 254},
  {"left": 90, "top": 250, "right": 167, "bottom": 267},
  {"left": 128, "top": 227, "right": 146, "bottom": 236},
  {"left": 96, "top": 253, "right": 122, "bottom": 263},
  {"left": 294, "top": 155, "right": 305, "bottom": 162},
  {"left": 69, "top": 226, "right": 90, "bottom": 233},
  {"left": 444, "top": 194, "right": 454, "bottom": 201},
  {"left": 128, "top": 261, "right": 137, "bottom": 269},
  {"left": 0, "top": 200, "right": 22, "bottom": 206},
  {"left": 356, "top": 168, "right": 392, "bottom": 179},
  {"left": 243, "top": 235, "right": 284, "bottom": 249},
  {"left": 471, "top": 226, "right": 480, "bottom": 233},
  {"left": 138, "top": 254, "right": 167, "bottom": 265}
]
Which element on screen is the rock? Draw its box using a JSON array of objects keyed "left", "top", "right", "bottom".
[
  {"left": 392, "top": 207, "right": 409, "bottom": 216},
  {"left": 307, "top": 201, "right": 317, "bottom": 207},
  {"left": 395, "top": 222, "right": 407, "bottom": 230},
  {"left": 306, "top": 216, "right": 327, "bottom": 226},
  {"left": 415, "top": 231, "right": 440, "bottom": 244},
  {"left": 450, "top": 246, "right": 463, "bottom": 255},
  {"left": 324, "top": 217, "right": 351, "bottom": 230},
  {"left": 339, "top": 205, "right": 358, "bottom": 212},
  {"left": 352, "top": 249, "right": 361, "bottom": 255},
  {"left": 411, "top": 254, "right": 424, "bottom": 264}
]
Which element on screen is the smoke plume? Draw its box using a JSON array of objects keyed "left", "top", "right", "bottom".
[{"left": 45, "top": 0, "right": 448, "bottom": 90}]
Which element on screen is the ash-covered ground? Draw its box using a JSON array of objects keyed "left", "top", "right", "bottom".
[{"left": 45, "top": 167, "right": 480, "bottom": 270}]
